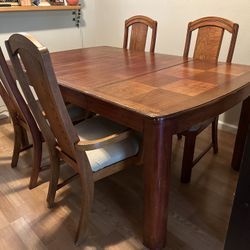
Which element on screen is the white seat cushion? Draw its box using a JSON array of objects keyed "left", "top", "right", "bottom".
[{"left": 75, "top": 116, "right": 139, "bottom": 172}]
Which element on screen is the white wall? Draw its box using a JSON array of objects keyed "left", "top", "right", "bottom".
[
  {"left": 0, "top": 0, "right": 97, "bottom": 54},
  {"left": 93, "top": 0, "right": 250, "bottom": 131},
  {"left": 0, "top": 0, "right": 97, "bottom": 110}
]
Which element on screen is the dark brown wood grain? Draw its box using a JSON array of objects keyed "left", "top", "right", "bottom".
[
  {"left": 0, "top": 46, "right": 43, "bottom": 189},
  {"left": 231, "top": 97, "right": 250, "bottom": 171},
  {"left": 225, "top": 126, "right": 250, "bottom": 250},
  {"left": 180, "top": 16, "right": 239, "bottom": 183},
  {"left": 6, "top": 33, "right": 142, "bottom": 246},
  {"left": 143, "top": 118, "right": 172, "bottom": 249},
  {"left": 183, "top": 16, "right": 239, "bottom": 63},
  {"left": 123, "top": 15, "right": 157, "bottom": 53},
  {"left": 52, "top": 46, "right": 186, "bottom": 89},
  {"left": 48, "top": 46, "right": 250, "bottom": 249}
]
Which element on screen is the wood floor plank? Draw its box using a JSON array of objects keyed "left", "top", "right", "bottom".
[
  {"left": 0, "top": 175, "right": 25, "bottom": 208},
  {"left": 0, "top": 190, "right": 21, "bottom": 223},
  {"left": 0, "top": 210, "right": 9, "bottom": 231},
  {"left": 11, "top": 217, "right": 47, "bottom": 250},
  {"left": 0, "top": 224, "right": 27, "bottom": 250},
  {"left": 0, "top": 119, "right": 239, "bottom": 249}
]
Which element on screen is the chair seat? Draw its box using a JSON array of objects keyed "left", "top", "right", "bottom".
[
  {"left": 186, "top": 117, "right": 215, "bottom": 133},
  {"left": 66, "top": 104, "right": 88, "bottom": 121},
  {"left": 75, "top": 116, "right": 140, "bottom": 172}
]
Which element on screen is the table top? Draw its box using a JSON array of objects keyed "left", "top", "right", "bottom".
[
  {"left": 52, "top": 46, "right": 188, "bottom": 88},
  {"left": 51, "top": 46, "right": 250, "bottom": 119}
]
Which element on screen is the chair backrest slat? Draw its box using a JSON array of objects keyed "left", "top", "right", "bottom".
[
  {"left": 123, "top": 15, "right": 157, "bottom": 53},
  {"left": 0, "top": 50, "right": 22, "bottom": 119},
  {"left": 194, "top": 26, "right": 224, "bottom": 62},
  {"left": 183, "top": 16, "right": 239, "bottom": 63},
  {"left": 6, "top": 33, "right": 79, "bottom": 159},
  {"left": 0, "top": 67, "right": 18, "bottom": 119},
  {"left": 0, "top": 47, "right": 38, "bottom": 133},
  {"left": 130, "top": 23, "right": 148, "bottom": 51}
]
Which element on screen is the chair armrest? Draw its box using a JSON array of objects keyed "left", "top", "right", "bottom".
[{"left": 75, "top": 129, "right": 132, "bottom": 151}]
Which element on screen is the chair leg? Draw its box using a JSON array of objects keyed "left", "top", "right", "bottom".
[
  {"left": 28, "top": 136, "right": 43, "bottom": 189},
  {"left": 20, "top": 127, "right": 29, "bottom": 148},
  {"left": 75, "top": 153, "right": 94, "bottom": 245},
  {"left": 11, "top": 124, "right": 23, "bottom": 168},
  {"left": 47, "top": 147, "right": 60, "bottom": 208},
  {"left": 212, "top": 117, "right": 219, "bottom": 154},
  {"left": 181, "top": 133, "right": 196, "bottom": 183}
]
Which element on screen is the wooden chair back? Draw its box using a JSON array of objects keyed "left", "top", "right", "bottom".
[
  {"left": 0, "top": 48, "right": 24, "bottom": 121},
  {"left": 0, "top": 58, "right": 19, "bottom": 120},
  {"left": 183, "top": 16, "right": 239, "bottom": 63},
  {"left": 123, "top": 15, "right": 157, "bottom": 53},
  {"left": 6, "top": 33, "right": 79, "bottom": 159},
  {"left": 0, "top": 47, "right": 36, "bottom": 129}
]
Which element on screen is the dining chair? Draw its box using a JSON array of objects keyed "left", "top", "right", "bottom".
[
  {"left": 123, "top": 15, "right": 157, "bottom": 52},
  {"left": 0, "top": 47, "right": 44, "bottom": 189},
  {"left": 6, "top": 33, "right": 141, "bottom": 243},
  {"left": 180, "top": 16, "right": 239, "bottom": 183},
  {"left": 1, "top": 46, "right": 89, "bottom": 189}
]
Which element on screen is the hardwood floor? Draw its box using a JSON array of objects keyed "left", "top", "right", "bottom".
[{"left": 0, "top": 117, "right": 238, "bottom": 250}]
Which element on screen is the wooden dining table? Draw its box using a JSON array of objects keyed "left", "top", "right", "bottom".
[{"left": 50, "top": 46, "right": 250, "bottom": 249}]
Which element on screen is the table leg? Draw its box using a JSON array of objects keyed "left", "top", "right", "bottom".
[
  {"left": 143, "top": 119, "right": 172, "bottom": 249},
  {"left": 231, "top": 97, "right": 250, "bottom": 170},
  {"left": 225, "top": 127, "right": 250, "bottom": 250}
]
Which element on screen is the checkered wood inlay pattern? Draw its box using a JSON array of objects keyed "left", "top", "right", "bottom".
[
  {"left": 93, "top": 62, "right": 250, "bottom": 117},
  {"left": 52, "top": 47, "right": 250, "bottom": 118}
]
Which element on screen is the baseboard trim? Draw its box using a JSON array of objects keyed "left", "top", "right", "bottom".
[{"left": 218, "top": 120, "right": 238, "bottom": 134}]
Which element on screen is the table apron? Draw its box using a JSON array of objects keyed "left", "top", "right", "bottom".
[
  {"left": 165, "top": 86, "right": 250, "bottom": 134},
  {"left": 60, "top": 85, "right": 145, "bottom": 132}
]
